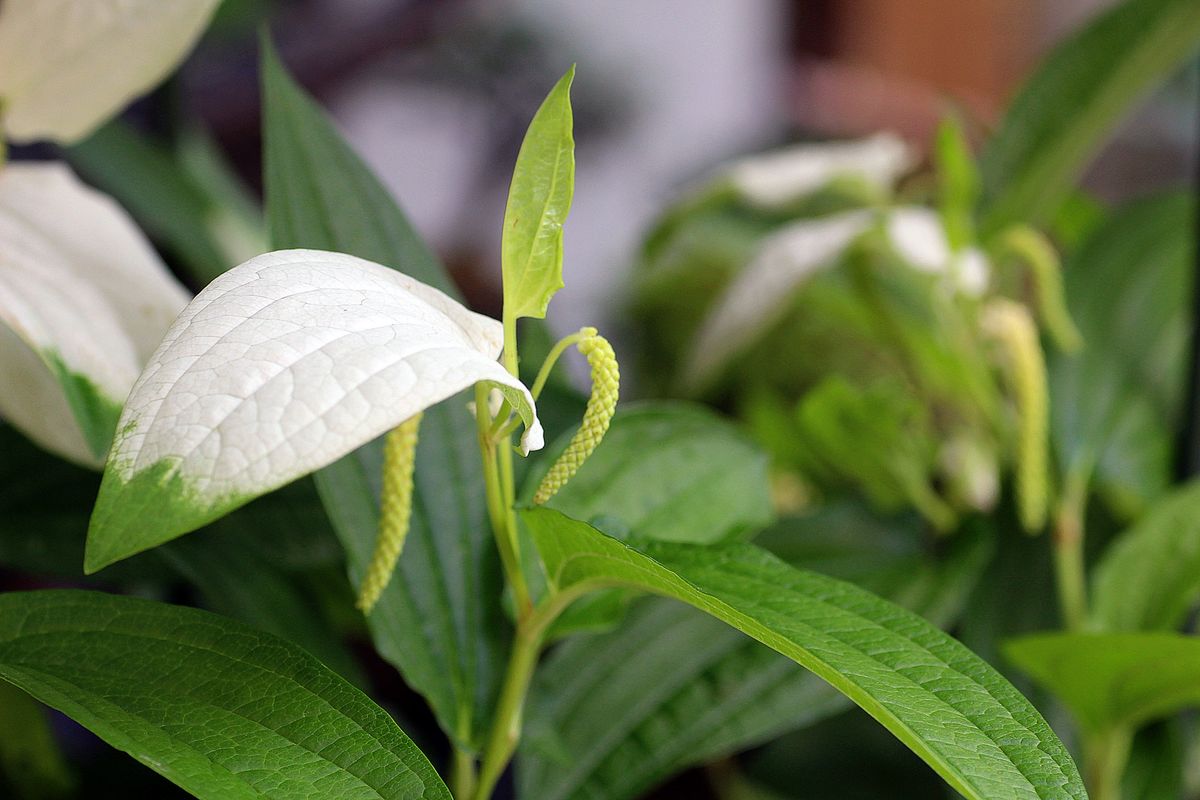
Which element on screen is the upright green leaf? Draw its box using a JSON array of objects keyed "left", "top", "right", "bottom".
[
  {"left": 523, "top": 508, "right": 1085, "bottom": 800},
  {"left": 0, "top": 590, "right": 450, "bottom": 800},
  {"left": 935, "top": 113, "right": 979, "bottom": 251},
  {"left": 1090, "top": 481, "right": 1200, "bottom": 632},
  {"left": 501, "top": 66, "right": 576, "bottom": 320},
  {"left": 519, "top": 505, "right": 990, "bottom": 800},
  {"left": 979, "top": 0, "right": 1200, "bottom": 232},
  {"left": 1050, "top": 192, "right": 1193, "bottom": 517},
  {"left": 261, "top": 39, "right": 508, "bottom": 750},
  {"left": 1006, "top": 632, "right": 1200, "bottom": 733}
]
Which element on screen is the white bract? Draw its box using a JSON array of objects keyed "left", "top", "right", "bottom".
[
  {"left": 86, "top": 249, "right": 544, "bottom": 572},
  {"left": 0, "top": 0, "right": 220, "bottom": 143},
  {"left": 0, "top": 162, "right": 190, "bottom": 465},
  {"left": 685, "top": 210, "right": 873, "bottom": 389},
  {"left": 886, "top": 207, "right": 990, "bottom": 296},
  {"left": 727, "top": 133, "right": 914, "bottom": 209}
]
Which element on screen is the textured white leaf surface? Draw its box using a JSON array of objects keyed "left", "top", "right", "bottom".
[
  {"left": 727, "top": 133, "right": 913, "bottom": 208},
  {"left": 886, "top": 207, "right": 990, "bottom": 296},
  {"left": 0, "top": 0, "right": 219, "bottom": 143},
  {"left": 0, "top": 162, "right": 189, "bottom": 465},
  {"left": 685, "top": 211, "right": 873, "bottom": 389},
  {"left": 88, "top": 250, "right": 543, "bottom": 569}
]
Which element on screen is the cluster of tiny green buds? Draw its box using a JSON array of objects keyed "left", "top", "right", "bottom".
[
  {"left": 533, "top": 327, "right": 619, "bottom": 504},
  {"left": 982, "top": 299, "right": 1049, "bottom": 533},
  {"left": 357, "top": 411, "right": 423, "bottom": 612},
  {"left": 1001, "top": 225, "right": 1083, "bottom": 353}
]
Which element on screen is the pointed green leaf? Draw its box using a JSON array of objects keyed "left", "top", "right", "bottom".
[
  {"left": 0, "top": 590, "right": 450, "bottom": 800},
  {"left": 501, "top": 66, "right": 576, "bottom": 320},
  {"left": 261, "top": 39, "right": 508, "bottom": 751},
  {"left": 1006, "top": 632, "right": 1200, "bottom": 733},
  {"left": 519, "top": 506, "right": 991, "bottom": 800},
  {"left": 979, "top": 0, "right": 1200, "bottom": 232},
  {"left": 523, "top": 507, "right": 1084, "bottom": 800},
  {"left": 1090, "top": 481, "right": 1200, "bottom": 632}
]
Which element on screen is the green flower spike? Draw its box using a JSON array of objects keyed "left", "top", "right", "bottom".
[
  {"left": 358, "top": 411, "right": 423, "bottom": 612},
  {"left": 1001, "top": 225, "right": 1083, "bottom": 353},
  {"left": 982, "top": 299, "right": 1049, "bottom": 533},
  {"left": 534, "top": 327, "right": 620, "bottom": 505}
]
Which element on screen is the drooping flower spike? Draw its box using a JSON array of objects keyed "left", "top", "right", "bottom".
[
  {"left": 86, "top": 249, "right": 545, "bottom": 572},
  {"left": 357, "top": 411, "right": 423, "bottom": 612}
]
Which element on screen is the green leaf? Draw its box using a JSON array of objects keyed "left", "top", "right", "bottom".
[
  {"left": 0, "top": 682, "right": 73, "bottom": 799},
  {"left": 934, "top": 113, "right": 979, "bottom": 251},
  {"left": 0, "top": 590, "right": 450, "bottom": 800},
  {"left": 519, "top": 504, "right": 990, "bottom": 800},
  {"left": 501, "top": 66, "right": 576, "bottom": 320},
  {"left": 1050, "top": 192, "right": 1193, "bottom": 517},
  {"left": 261, "top": 38, "right": 508, "bottom": 750},
  {"left": 1090, "top": 481, "right": 1200, "bottom": 632},
  {"left": 522, "top": 402, "right": 773, "bottom": 544},
  {"left": 979, "top": 0, "right": 1200, "bottom": 232},
  {"left": 1006, "top": 632, "right": 1200, "bottom": 733},
  {"left": 523, "top": 507, "right": 1085, "bottom": 800}
]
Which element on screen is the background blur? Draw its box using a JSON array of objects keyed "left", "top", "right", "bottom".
[{"left": 144, "top": 0, "right": 1197, "bottom": 340}]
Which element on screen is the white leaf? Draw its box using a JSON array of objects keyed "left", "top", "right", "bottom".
[
  {"left": 886, "top": 207, "right": 990, "bottom": 296},
  {"left": 727, "top": 133, "right": 914, "bottom": 209},
  {"left": 0, "top": 162, "right": 190, "bottom": 465},
  {"left": 684, "top": 210, "right": 874, "bottom": 390},
  {"left": 86, "top": 249, "right": 544, "bottom": 571},
  {"left": 0, "top": 0, "right": 220, "bottom": 143}
]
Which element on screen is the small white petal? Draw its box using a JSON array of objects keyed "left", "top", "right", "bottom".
[
  {"left": 685, "top": 210, "right": 874, "bottom": 389},
  {"left": 0, "top": 0, "right": 219, "bottom": 143},
  {"left": 886, "top": 207, "right": 990, "bottom": 296},
  {"left": 0, "top": 162, "right": 189, "bottom": 464},
  {"left": 87, "top": 249, "right": 543, "bottom": 570},
  {"left": 727, "top": 133, "right": 914, "bottom": 209}
]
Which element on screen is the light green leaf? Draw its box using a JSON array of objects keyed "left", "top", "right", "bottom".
[
  {"left": 261, "top": 39, "right": 509, "bottom": 751},
  {"left": 1006, "top": 632, "right": 1200, "bottom": 733},
  {"left": 1050, "top": 192, "right": 1193, "bottom": 517},
  {"left": 1090, "top": 481, "right": 1200, "bottom": 632},
  {"left": 523, "top": 507, "right": 1085, "bottom": 800},
  {"left": 519, "top": 505, "right": 990, "bottom": 800},
  {"left": 522, "top": 402, "right": 773, "bottom": 544},
  {"left": 501, "top": 66, "right": 576, "bottom": 320},
  {"left": 0, "top": 590, "right": 450, "bottom": 800},
  {"left": 979, "top": 0, "right": 1200, "bottom": 232},
  {"left": 935, "top": 113, "right": 979, "bottom": 251}
]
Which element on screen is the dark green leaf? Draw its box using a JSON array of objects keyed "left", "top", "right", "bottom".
[
  {"left": 979, "top": 0, "right": 1200, "bottom": 232},
  {"left": 1050, "top": 191, "right": 1194, "bottom": 517},
  {"left": 523, "top": 507, "right": 1085, "bottom": 800},
  {"left": 519, "top": 504, "right": 990, "bottom": 800},
  {"left": 0, "top": 590, "right": 450, "bottom": 800},
  {"left": 1006, "top": 632, "right": 1200, "bottom": 733},
  {"left": 261, "top": 39, "right": 507, "bottom": 750}
]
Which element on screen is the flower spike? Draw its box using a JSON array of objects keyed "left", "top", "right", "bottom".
[
  {"left": 982, "top": 299, "right": 1049, "bottom": 533},
  {"left": 357, "top": 412, "right": 422, "bottom": 612},
  {"left": 1001, "top": 225, "right": 1082, "bottom": 353},
  {"left": 534, "top": 328, "right": 619, "bottom": 504}
]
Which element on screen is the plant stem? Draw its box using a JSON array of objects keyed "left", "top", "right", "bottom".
[
  {"left": 451, "top": 747, "right": 477, "bottom": 800},
  {"left": 1052, "top": 466, "right": 1090, "bottom": 631},
  {"left": 471, "top": 584, "right": 595, "bottom": 800},
  {"left": 1085, "top": 727, "right": 1132, "bottom": 800},
  {"left": 474, "top": 385, "right": 531, "bottom": 614}
]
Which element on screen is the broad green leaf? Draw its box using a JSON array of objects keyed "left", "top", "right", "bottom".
[
  {"left": 261, "top": 40, "right": 509, "bottom": 751},
  {"left": 519, "top": 504, "right": 990, "bottom": 800},
  {"left": 70, "top": 121, "right": 264, "bottom": 284},
  {"left": 1050, "top": 192, "right": 1193, "bottom": 517},
  {"left": 0, "top": 162, "right": 190, "bottom": 465},
  {"left": 1006, "top": 632, "right": 1200, "bottom": 733},
  {"left": 1090, "top": 481, "right": 1200, "bottom": 632},
  {"left": 501, "top": 66, "right": 575, "bottom": 320},
  {"left": 524, "top": 507, "right": 1085, "bottom": 800},
  {"left": 0, "top": 590, "right": 450, "bottom": 800},
  {"left": 0, "top": 0, "right": 220, "bottom": 143},
  {"left": 522, "top": 402, "right": 773, "bottom": 544},
  {"left": 0, "top": 682, "right": 73, "bottom": 799},
  {"left": 84, "top": 249, "right": 543, "bottom": 571},
  {"left": 979, "top": 0, "right": 1200, "bottom": 232}
]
